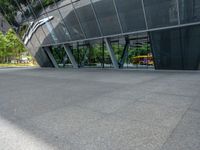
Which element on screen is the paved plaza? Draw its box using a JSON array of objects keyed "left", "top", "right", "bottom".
[{"left": 0, "top": 68, "right": 199, "bottom": 150}]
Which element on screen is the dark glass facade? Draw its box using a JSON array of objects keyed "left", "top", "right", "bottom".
[
  {"left": 0, "top": 0, "right": 200, "bottom": 69},
  {"left": 150, "top": 25, "right": 200, "bottom": 70},
  {"left": 179, "top": 0, "right": 200, "bottom": 24}
]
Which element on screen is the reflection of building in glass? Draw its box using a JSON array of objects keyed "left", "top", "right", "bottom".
[
  {"left": 1, "top": 0, "right": 200, "bottom": 70},
  {"left": 23, "top": 16, "right": 54, "bottom": 45},
  {"left": 0, "top": 13, "right": 9, "bottom": 34}
]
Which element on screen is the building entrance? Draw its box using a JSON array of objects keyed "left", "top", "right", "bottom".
[{"left": 45, "top": 33, "right": 155, "bottom": 69}]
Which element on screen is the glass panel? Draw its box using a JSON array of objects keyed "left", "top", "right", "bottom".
[
  {"left": 72, "top": 0, "right": 101, "bottom": 38},
  {"left": 39, "top": 0, "right": 70, "bottom": 44},
  {"left": 50, "top": 45, "right": 73, "bottom": 68},
  {"left": 0, "top": 0, "right": 54, "bottom": 67},
  {"left": 179, "top": 0, "right": 200, "bottom": 24},
  {"left": 28, "top": 42, "right": 45, "bottom": 66},
  {"left": 71, "top": 40, "right": 113, "bottom": 68},
  {"left": 0, "top": 0, "right": 32, "bottom": 38},
  {"left": 21, "top": 1, "right": 52, "bottom": 46},
  {"left": 23, "top": 0, "right": 45, "bottom": 17},
  {"left": 33, "top": 23, "right": 50, "bottom": 46},
  {"left": 0, "top": 0, "right": 54, "bottom": 48},
  {"left": 30, "top": 32, "right": 41, "bottom": 49},
  {"left": 128, "top": 36, "right": 153, "bottom": 69},
  {"left": 89, "top": 40, "right": 106, "bottom": 68},
  {"left": 47, "top": 10, "right": 71, "bottom": 43},
  {"left": 56, "top": 0, "right": 71, "bottom": 8},
  {"left": 59, "top": 4, "right": 85, "bottom": 40},
  {"left": 0, "top": 7, "right": 13, "bottom": 27},
  {"left": 37, "top": 15, "right": 56, "bottom": 45},
  {"left": 115, "top": 0, "right": 146, "bottom": 32},
  {"left": 37, "top": 47, "right": 53, "bottom": 67},
  {"left": 150, "top": 25, "right": 200, "bottom": 70},
  {"left": 28, "top": 42, "right": 51, "bottom": 67},
  {"left": 27, "top": 41, "right": 36, "bottom": 57},
  {"left": 76, "top": 44, "right": 91, "bottom": 67},
  {"left": 150, "top": 28, "right": 183, "bottom": 70},
  {"left": 91, "top": 0, "right": 121, "bottom": 35},
  {"left": 35, "top": 0, "right": 57, "bottom": 15},
  {"left": 37, "top": 14, "right": 59, "bottom": 44},
  {"left": 143, "top": 0, "right": 178, "bottom": 28},
  {"left": 0, "top": 13, "right": 10, "bottom": 33},
  {"left": 181, "top": 25, "right": 200, "bottom": 70}
]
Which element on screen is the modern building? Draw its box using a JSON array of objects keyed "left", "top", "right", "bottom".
[{"left": 1, "top": 0, "right": 200, "bottom": 70}]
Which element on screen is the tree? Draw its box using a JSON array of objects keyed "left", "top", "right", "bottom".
[
  {"left": 4, "top": 28, "right": 26, "bottom": 62},
  {"left": 0, "top": 28, "right": 28, "bottom": 63},
  {"left": 0, "top": 31, "right": 6, "bottom": 62}
]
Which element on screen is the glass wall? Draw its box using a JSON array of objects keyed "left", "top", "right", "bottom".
[
  {"left": 56, "top": 0, "right": 71, "bottom": 8},
  {"left": 0, "top": 0, "right": 49, "bottom": 46},
  {"left": 22, "top": 1, "right": 53, "bottom": 45},
  {"left": 179, "top": 0, "right": 200, "bottom": 24},
  {"left": 47, "top": 10, "right": 71, "bottom": 42},
  {"left": 111, "top": 35, "right": 153, "bottom": 69},
  {"left": 0, "top": 0, "right": 57, "bottom": 66},
  {"left": 143, "top": 0, "right": 178, "bottom": 28},
  {"left": 150, "top": 25, "right": 200, "bottom": 70},
  {"left": 71, "top": 40, "right": 112, "bottom": 68},
  {"left": 2, "top": 0, "right": 200, "bottom": 47},
  {"left": 150, "top": 28, "right": 183, "bottom": 69},
  {"left": 115, "top": 0, "right": 146, "bottom": 32},
  {"left": 59, "top": 4, "right": 85, "bottom": 40},
  {"left": 50, "top": 45, "right": 73, "bottom": 68},
  {"left": 72, "top": 0, "right": 101, "bottom": 38},
  {"left": 1, "top": 0, "right": 200, "bottom": 69},
  {"left": 37, "top": 15, "right": 56, "bottom": 45},
  {"left": 91, "top": 0, "right": 121, "bottom": 35}
]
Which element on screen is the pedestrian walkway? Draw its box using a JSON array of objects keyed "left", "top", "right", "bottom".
[{"left": 0, "top": 68, "right": 199, "bottom": 150}]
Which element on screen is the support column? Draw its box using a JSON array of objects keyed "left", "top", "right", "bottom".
[
  {"left": 44, "top": 47, "right": 59, "bottom": 68},
  {"left": 119, "top": 38, "right": 130, "bottom": 68},
  {"left": 104, "top": 38, "right": 119, "bottom": 69},
  {"left": 63, "top": 44, "right": 78, "bottom": 69}
]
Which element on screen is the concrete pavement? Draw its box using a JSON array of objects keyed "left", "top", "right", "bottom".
[{"left": 0, "top": 68, "right": 199, "bottom": 150}]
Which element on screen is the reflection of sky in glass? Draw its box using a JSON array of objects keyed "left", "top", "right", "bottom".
[
  {"left": 45, "top": 21, "right": 58, "bottom": 43},
  {"left": 1, "top": 0, "right": 200, "bottom": 46}
]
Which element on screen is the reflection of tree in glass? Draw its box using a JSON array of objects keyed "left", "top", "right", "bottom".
[
  {"left": 0, "top": 0, "right": 61, "bottom": 27},
  {"left": 0, "top": 0, "right": 19, "bottom": 26}
]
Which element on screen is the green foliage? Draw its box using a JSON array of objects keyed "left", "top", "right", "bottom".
[
  {"left": 129, "top": 43, "right": 151, "bottom": 57},
  {"left": 0, "top": 28, "right": 27, "bottom": 63},
  {"left": 0, "top": 0, "right": 18, "bottom": 25},
  {"left": 43, "top": 0, "right": 55, "bottom": 6}
]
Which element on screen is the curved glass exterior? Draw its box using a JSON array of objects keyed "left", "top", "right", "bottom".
[{"left": 1, "top": 0, "right": 200, "bottom": 69}]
